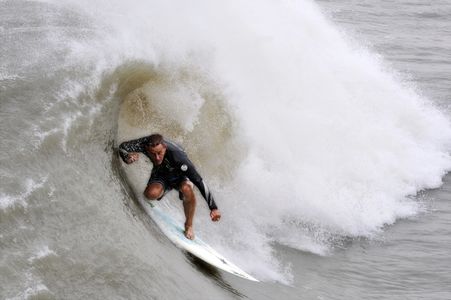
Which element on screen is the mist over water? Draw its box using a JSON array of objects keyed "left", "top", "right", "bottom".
[
  {"left": 2, "top": 0, "right": 451, "bottom": 298},
  {"left": 106, "top": 0, "right": 451, "bottom": 254}
]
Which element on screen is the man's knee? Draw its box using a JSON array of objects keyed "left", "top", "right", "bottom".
[
  {"left": 144, "top": 184, "right": 163, "bottom": 200},
  {"left": 180, "top": 181, "right": 194, "bottom": 194}
]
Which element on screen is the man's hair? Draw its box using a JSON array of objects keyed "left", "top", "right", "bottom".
[{"left": 146, "top": 133, "right": 165, "bottom": 148}]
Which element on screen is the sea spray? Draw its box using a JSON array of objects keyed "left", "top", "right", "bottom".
[{"left": 43, "top": 0, "right": 451, "bottom": 282}]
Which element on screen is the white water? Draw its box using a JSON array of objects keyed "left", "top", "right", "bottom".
[{"left": 62, "top": 0, "right": 451, "bottom": 282}]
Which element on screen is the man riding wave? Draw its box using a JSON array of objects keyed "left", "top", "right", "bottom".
[{"left": 119, "top": 133, "right": 221, "bottom": 240}]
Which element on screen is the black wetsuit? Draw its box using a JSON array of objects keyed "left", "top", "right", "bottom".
[{"left": 119, "top": 137, "right": 218, "bottom": 211}]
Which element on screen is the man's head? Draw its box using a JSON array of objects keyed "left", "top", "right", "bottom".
[{"left": 145, "top": 134, "right": 167, "bottom": 165}]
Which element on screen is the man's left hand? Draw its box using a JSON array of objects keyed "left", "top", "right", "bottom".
[{"left": 210, "top": 209, "right": 221, "bottom": 222}]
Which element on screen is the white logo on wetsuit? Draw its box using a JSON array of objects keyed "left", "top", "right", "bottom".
[{"left": 181, "top": 164, "right": 188, "bottom": 171}]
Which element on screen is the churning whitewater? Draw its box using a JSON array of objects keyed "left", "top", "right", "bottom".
[
  {"left": 86, "top": 0, "right": 451, "bottom": 260},
  {"left": 1, "top": 0, "right": 451, "bottom": 298}
]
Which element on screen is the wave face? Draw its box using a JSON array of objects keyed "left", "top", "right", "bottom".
[{"left": 2, "top": 0, "right": 451, "bottom": 288}]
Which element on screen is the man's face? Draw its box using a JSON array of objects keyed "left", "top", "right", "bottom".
[{"left": 147, "top": 143, "right": 167, "bottom": 165}]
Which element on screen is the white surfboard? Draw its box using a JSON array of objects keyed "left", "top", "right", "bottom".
[{"left": 135, "top": 195, "right": 259, "bottom": 282}]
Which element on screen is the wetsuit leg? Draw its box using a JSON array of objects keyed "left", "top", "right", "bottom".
[
  {"left": 147, "top": 169, "right": 171, "bottom": 200},
  {"left": 148, "top": 170, "right": 190, "bottom": 201}
]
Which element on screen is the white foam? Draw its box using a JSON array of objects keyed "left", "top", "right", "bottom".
[
  {"left": 6, "top": 284, "right": 50, "bottom": 300},
  {"left": 28, "top": 246, "right": 57, "bottom": 263},
  {"left": 48, "top": 0, "right": 451, "bottom": 282},
  {"left": 0, "top": 178, "right": 47, "bottom": 210},
  {"left": 6, "top": 271, "right": 51, "bottom": 300},
  {"left": 0, "top": 71, "right": 22, "bottom": 81},
  {"left": 142, "top": 81, "right": 204, "bottom": 132}
]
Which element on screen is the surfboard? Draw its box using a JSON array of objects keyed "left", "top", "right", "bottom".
[{"left": 136, "top": 195, "right": 259, "bottom": 282}]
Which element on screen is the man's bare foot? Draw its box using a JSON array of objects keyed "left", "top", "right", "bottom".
[{"left": 184, "top": 225, "right": 195, "bottom": 240}]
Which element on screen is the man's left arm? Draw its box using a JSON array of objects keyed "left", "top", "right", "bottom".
[{"left": 178, "top": 158, "right": 220, "bottom": 221}]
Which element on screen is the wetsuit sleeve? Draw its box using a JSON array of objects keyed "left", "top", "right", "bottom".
[
  {"left": 190, "top": 170, "right": 218, "bottom": 211},
  {"left": 174, "top": 153, "right": 218, "bottom": 211},
  {"left": 118, "top": 136, "right": 150, "bottom": 162}
]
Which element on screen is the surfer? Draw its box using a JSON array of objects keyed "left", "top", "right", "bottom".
[{"left": 118, "top": 133, "right": 221, "bottom": 240}]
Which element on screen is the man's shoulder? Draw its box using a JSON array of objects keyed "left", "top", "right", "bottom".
[
  {"left": 165, "top": 140, "right": 192, "bottom": 164},
  {"left": 164, "top": 139, "right": 185, "bottom": 152}
]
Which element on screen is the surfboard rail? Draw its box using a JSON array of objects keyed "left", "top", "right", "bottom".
[{"left": 139, "top": 198, "right": 259, "bottom": 282}]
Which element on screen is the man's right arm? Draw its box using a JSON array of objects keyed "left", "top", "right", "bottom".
[{"left": 118, "top": 136, "right": 150, "bottom": 163}]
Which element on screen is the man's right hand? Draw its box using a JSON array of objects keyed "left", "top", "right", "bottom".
[
  {"left": 210, "top": 209, "right": 221, "bottom": 222},
  {"left": 126, "top": 153, "right": 139, "bottom": 164}
]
